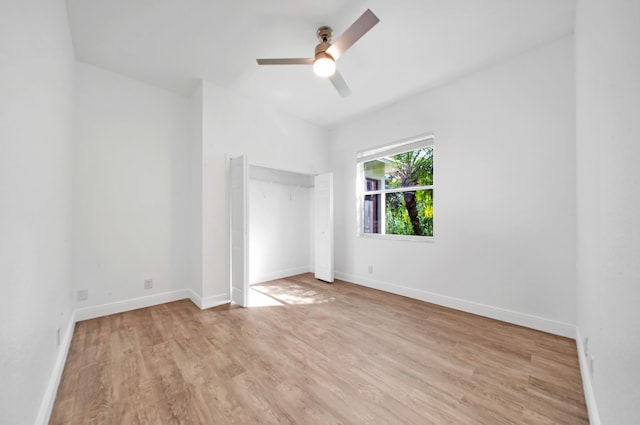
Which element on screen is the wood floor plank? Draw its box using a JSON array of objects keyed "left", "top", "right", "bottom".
[{"left": 50, "top": 274, "right": 589, "bottom": 424}]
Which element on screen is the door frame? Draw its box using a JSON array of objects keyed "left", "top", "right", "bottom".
[
  {"left": 228, "top": 154, "right": 249, "bottom": 307},
  {"left": 314, "top": 172, "right": 334, "bottom": 283}
]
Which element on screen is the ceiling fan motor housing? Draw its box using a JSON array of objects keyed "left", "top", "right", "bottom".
[
  {"left": 316, "top": 26, "right": 333, "bottom": 43},
  {"left": 315, "top": 26, "right": 333, "bottom": 58}
]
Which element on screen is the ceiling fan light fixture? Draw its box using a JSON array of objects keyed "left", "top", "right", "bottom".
[
  {"left": 313, "top": 53, "right": 336, "bottom": 78},
  {"left": 256, "top": 9, "right": 380, "bottom": 96}
]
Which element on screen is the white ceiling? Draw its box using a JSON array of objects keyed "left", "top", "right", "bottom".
[{"left": 66, "top": 0, "right": 576, "bottom": 128}]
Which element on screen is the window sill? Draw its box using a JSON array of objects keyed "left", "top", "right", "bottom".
[{"left": 359, "top": 233, "right": 435, "bottom": 243}]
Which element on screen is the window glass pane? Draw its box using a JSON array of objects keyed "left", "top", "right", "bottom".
[
  {"left": 385, "top": 189, "right": 433, "bottom": 236},
  {"left": 363, "top": 193, "right": 381, "bottom": 233},
  {"left": 364, "top": 146, "right": 434, "bottom": 191},
  {"left": 385, "top": 146, "right": 434, "bottom": 188},
  {"left": 363, "top": 161, "right": 386, "bottom": 191}
]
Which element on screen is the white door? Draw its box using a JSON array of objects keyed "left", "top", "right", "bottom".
[
  {"left": 229, "top": 155, "right": 249, "bottom": 306},
  {"left": 314, "top": 173, "right": 334, "bottom": 282}
]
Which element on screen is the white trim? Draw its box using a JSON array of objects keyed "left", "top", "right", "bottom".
[
  {"left": 75, "top": 290, "right": 192, "bottom": 322},
  {"left": 189, "top": 289, "right": 229, "bottom": 310},
  {"left": 364, "top": 184, "right": 434, "bottom": 196},
  {"left": 360, "top": 233, "right": 436, "bottom": 243},
  {"left": 575, "top": 328, "right": 602, "bottom": 425},
  {"left": 335, "top": 271, "right": 576, "bottom": 338},
  {"left": 34, "top": 310, "right": 76, "bottom": 425},
  {"left": 251, "top": 266, "right": 311, "bottom": 285},
  {"left": 200, "top": 293, "right": 230, "bottom": 310},
  {"left": 356, "top": 132, "right": 435, "bottom": 163},
  {"left": 187, "top": 288, "right": 204, "bottom": 309}
]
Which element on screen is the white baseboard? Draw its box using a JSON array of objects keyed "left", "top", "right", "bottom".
[
  {"left": 188, "top": 289, "right": 229, "bottom": 310},
  {"left": 75, "top": 289, "right": 192, "bottom": 322},
  {"left": 251, "top": 266, "right": 310, "bottom": 285},
  {"left": 187, "top": 289, "right": 203, "bottom": 309},
  {"left": 34, "top": 310, "right": 76, "bottom": 425},
  {"left": 335, "top": 272, "right": 576, "bottom": 338},
  {"left": 575, "top": 328, "right": 601, "bottom": 425},
  {"left": 201, "top": 293, "right": 229, "bottom": 309}
]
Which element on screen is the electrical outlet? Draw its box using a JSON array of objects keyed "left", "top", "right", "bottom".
[
  {"left": 368, "top": 265, "right": 373, "bottom": 274},
  {"left": 77, "top": 289, "right": 88, "bottom": 301},
  {"left": 56, "top": 328, "right": 61, "bottom": 347},
  {"left": 144, "top": 278, "right": 153, "bottom": 290}
]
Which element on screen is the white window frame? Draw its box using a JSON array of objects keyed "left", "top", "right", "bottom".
[{"left": 356, "top": 133, "right": 435, "bottom": 242}]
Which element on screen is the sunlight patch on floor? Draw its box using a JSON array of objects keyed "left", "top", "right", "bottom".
[
  {"left": 248, "top": 287, "right": 285, "bottom": 307},
  {"left": 249, "top": 281, "right": 336, "bottom": 307}
]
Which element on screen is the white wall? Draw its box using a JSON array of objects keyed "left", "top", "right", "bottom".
[
  {"left": 0, "top": 2, "right": 75, "bottom": 424},
  {"left": 200, "top": 81, "right": 329, "bottom": 303},
  {"left": 72, "top": 62, "right": 191, "bottom": 313},
  {"left": 249, "top": 174, "right": 312, "bottom": 284},
  {"left": 575, "top": 1, "right": 640, "bottom": 423},
  {"left": 329, "top": 37, "right": 577, "bottom": 336}
]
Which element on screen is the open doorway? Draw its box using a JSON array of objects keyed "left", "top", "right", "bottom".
[
  {"left": 248, "top": 165, "right": 315, "bottom": 289},
  {"left": 229, "top": 157, "right": 332, "bottom": 307}
]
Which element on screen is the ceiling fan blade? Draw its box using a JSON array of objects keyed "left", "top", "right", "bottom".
[
  {"left": 329, "top": 70, "right": 352, "bottom": 97},
  {"left": 326, "top": 9, "right": 379, "bottom": 60},
  {"left": 256, "top": 58, "right": 314, "bottom": 65}
]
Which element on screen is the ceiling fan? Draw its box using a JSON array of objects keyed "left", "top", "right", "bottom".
[{"left": 256, "top": 9, "right": 380, "bottom": 97}]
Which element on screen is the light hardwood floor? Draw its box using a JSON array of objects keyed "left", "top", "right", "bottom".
[{"left": 50, "top": 274, "right": 589, "bottom": 424}]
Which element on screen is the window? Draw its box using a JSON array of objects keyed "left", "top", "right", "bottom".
[{"left": 358, "top": 134, "right": 434, "bottom": 238}]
